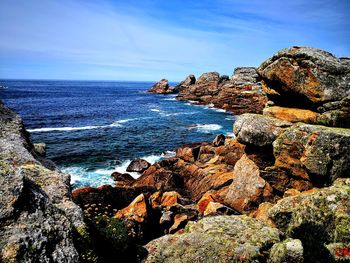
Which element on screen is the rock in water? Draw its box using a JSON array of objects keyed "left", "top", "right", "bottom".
[
  {"left": 148, "top": 79, "right": 175, "bottom": 94},
  {"left": 126, "top": 158, "right": 151, "bottom": 173},
  {"left": 174, "top": 74, "right": 196, "bottom": 92},
  {"left": 144, "top": 215, "right": 280, "bottom": 262}
]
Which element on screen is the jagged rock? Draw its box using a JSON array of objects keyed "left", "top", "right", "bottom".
[
  {"left": 268, "top": 238, "right": 304, "bottom": 263},
  {"left": 273, "top": 123, "right": 350, "bottom": 184},
  {"left": 258, "top": 46, "right": 350, "bottom": 127},
  {"left": 268, "top": 178, "right": 350, "bottom": 263},
  {"left": 169, "top": 213, "right": 188, "bottom": 234},
  {"left": 144, "top": 215, "right": 280, "bottom": 262},
  {"left": 263, "top": 106, "right": 319, "bottom": 124},
  {"left": 203, "top": 201, "right": 236, "bottom": 216},
  {"left": 174, "top": 74, "right": 196, "bottom": 92},
  {"left": 175, "top": 143, "right": 201, "bottom": 162},
  {"left": 148, "top": 79, "right": 175, "bottom": 94},
  {"left": 220, "top": 154, "right": 274, "bottom": 213},
  {"left": 126, "top": 159, "right": 151, "bottom": 173},
  {"left": 111, "top": 172, "right": 135, "bottom": 185},
  {"left": 212, "top": 134, "right": 225, "bottom": 147},
  {"left": 234, "top": 113, "right": 292, "bottom": 147},
  {"left": 114, "top": 194, "right": 149, "bottom": 223},
  {"left": 0, "top": 101, "right": 91, "bottom": 262},
  {"left": 231, "top": 67, "right": 261, "bottom": 86}
]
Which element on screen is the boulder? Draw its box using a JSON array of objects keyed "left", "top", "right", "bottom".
[
  {"left": 212, "top": 134, "right": 225, "bottom": 147},
  {"left": 203, "top": 202, "right": 236, "bottom": 216},
  {"left": 33, "top": 142, "right": 46, "bottom": 157},
  {"left": 273, "top": 123, "right": 350, "bottom": 184},
  {"left": 263, "top": 106, "right": 319, "bottom": 124},
  {"left": 268, "top": 178, "right": 350, "bottom": 262},
  {"left": 144, "top": 215, "right": 280, "bottom": 262},
  {"left": 221, "top": 154, "right": 274, "bottom": 213},
  {"left": 174, "top": 74, "right": 196, "bottom": 92},
  {"left": 148, "top": 79, "right": 175, "bottom": 94},
  {"left": 234, "top": 113, "right": 292, "bottom": 147},
  {"left": 258, "top": 46, "right": 350, "bottom": 127},
  {"left": 111, "top": 172, "right": 135, "bottom": 185},
  {"left": 114, "top": 194, "right": 149, "bottom": 223},
  {"left": 268, "top": 238, "right": 304, "bottom": 263},
  {"left": 0, "top": 101, "right": 91, "bottom": 262},
  {"left": 231, "top": 67, "right": 261, "bottom": 86},
  {"left": 126, "top": 159, "right": 151, "bottom": 173}
]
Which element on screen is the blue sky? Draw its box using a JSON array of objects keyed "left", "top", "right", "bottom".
[{"left": 0, "top": 0, "right": 349, "bottom": 81}]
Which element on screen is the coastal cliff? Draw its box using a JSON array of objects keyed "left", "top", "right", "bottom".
[{"left": 1, "top": 46, "right": 349, "bottom": 263}]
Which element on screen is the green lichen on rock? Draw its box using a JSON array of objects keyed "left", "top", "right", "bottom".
[
  {"left": 144, "top": 215, "right": 280, "bottom": 263},
  {"left": 268, "top": 178, "right": 350, "bottom": 262},
  {"left": 268, "top": 238, "right": 303, "bottom": 263}
]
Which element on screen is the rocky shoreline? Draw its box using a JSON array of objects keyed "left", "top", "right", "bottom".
[{"left": 1, "top": 46, "right": 350, "bottom": 262}]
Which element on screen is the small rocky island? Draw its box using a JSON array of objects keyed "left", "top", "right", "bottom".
[{"left": 1, "top": 46, "right": 349, "bottom": 262}]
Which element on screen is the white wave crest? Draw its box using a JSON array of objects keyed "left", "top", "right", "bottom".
[{"left": 189, "top": 124, "right": 223, "bottom": 133}]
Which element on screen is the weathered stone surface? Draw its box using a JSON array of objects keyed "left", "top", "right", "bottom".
[
  {"left": 144, "top": 215, "right": 280, "bottom": 262},
  {"left": 268, "top": 238, "right": 304, "bottom": 263},
  {"left": 234, "top": 113, "right": 292, "bottom": 147},
  {"left": 111, "top": 171, "right": 135, "bottom": 185},
  {"left": 258, "top": 46, "right": 350, "bottom": 127},
  {"left": 258, "top": 46, "right": 350, "bottom": 104},
  {"left": 221, "top": 155, "right": 274, "bottom": 213},
  {"left": 212, "top": 134, "right": 225, "bottom": 147},
  {"left": 231, "top": 67, "right": 261, "bottom": 86},
  {"left": 268, "top": 178, "right": 350, "bottom": 263},
  {"left": 169, "top": 213, "right": 188, "bottom": 234},
  {"left": 114, "top": 194, "right": 149, "bottom": 223},
  {"left": 0, "top": 101, "right": 90, "bottom": 262},
  {"left": 203, "top": 201, "right": 236, "bottom": 216},
  {"left": 126, "top": 158, "right": 151, "bottom": 173},
  {"left": 263, "top": 106, "right": 319, "bottom": 124},
  {"left": 273, "top": 123, "right": 350, "bottom": 184},
  {"left": 33, "top": 142, "right": 46, "bottom": 157},
  {"left": 174, "top": 74, "right": 196, "bottom": 92},
  {"left": 148, "top": 79, "right": 175, "bottom": 94}
]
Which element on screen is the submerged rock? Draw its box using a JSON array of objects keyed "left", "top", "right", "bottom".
[{"left": 144, "top": 215, "right": 280, "bottom": 262}]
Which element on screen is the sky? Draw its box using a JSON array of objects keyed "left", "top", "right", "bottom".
[{"left": 0, "top": 0, "right": 349, "bottom": 81}]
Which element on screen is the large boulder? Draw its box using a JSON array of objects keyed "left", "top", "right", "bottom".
[
  {"left": 220, "top": 154, "right": 274, "bottom": 213},
  {"left": 234, "top": 113, "right": 292, "bottom": 147},
  {"left": 231, "top": 67, "right": 261, "bottom": 86},
  {"left": 148, "top": 79, "right": 175, "bottom": 94},
  {"left": 144, "top": 215, "right": 280, "bottom": 262},
  {"left": 0, "top": 101, "right": 91, "bottom": 262},
  {"left": 258, "top": 46, "right": 350, "bottom": 127},
  {"left": 126, "top": 159, "right": 151, "bottom": 173},
  {"left": 273, "top": 123, "right": 350, "bottom": 184},
  {"left": 268, "top": 178, "right": 350, "bottom": 263}
]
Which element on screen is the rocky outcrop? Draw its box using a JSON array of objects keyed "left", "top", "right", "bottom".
[
  {"left": 0, "top": 101, "right": 92, "bottom": 262},
  {"left": 258, "top": 46, "right": 350, "bottom": 127},
  {"left": 144, "top": 215, "right": 280, "bottom": 262},
  {"left": 268, "top": 178, "right": 350, "bottom": 262},
  {"left": 176, "top": 68, "right": 268, "bottom": 115},
  {"left": 148, "top": 79, "right": 175, "bottom": 94},
  {"left": 174, "top": 74, "right": 196, "bottom": 92},
  {"left": 126, "top": 158, "right": 151, "bottom": 173}
]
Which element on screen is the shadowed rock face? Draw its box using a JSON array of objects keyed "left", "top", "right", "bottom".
[
  {"left": 0, "top": 101, "right": 92, "bottom": 262},
  {"left": 258, "top": 46, "right": 350, "bottom": 127}
]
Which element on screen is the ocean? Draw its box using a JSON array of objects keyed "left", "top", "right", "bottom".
[{"left": 0, "top": 80, "right": 235, "bottom": 189}]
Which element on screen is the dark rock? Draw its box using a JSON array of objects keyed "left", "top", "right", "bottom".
[
  {"left": 126, "top": 159, "right": 151, "bottom": 173},
  {"left": 111, "top": 171, "right": 135, "bottom": 185},
  {"left": 212, "top": 134, "right": 225, "bottom": 147}
]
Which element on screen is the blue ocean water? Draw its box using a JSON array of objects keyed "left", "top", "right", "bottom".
[{"left": 0, "top": 80, "right": 235, "bottom": 188}]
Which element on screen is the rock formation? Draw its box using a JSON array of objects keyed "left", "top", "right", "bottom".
[
  {"left": 148, "top": 79, "right": 176, "bottom": 94},
  {"left": 2, "top": 46, "right": 349, "bottom": 262}
]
